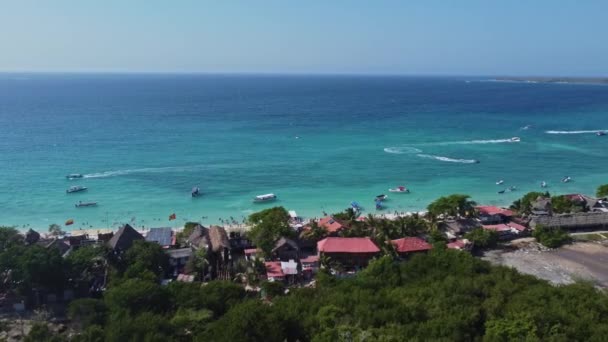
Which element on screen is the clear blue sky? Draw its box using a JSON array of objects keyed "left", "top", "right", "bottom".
[{"left": 0, "top": 0, "right": 606, "bottom": 76}]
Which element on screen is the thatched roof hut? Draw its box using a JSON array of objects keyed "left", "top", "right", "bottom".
[
  {"left": 208, "top": 226, "right": 230, "bottom": 253},
  {"left": 187, "top": 225, "right": 210, "bottom": 249},
  {"left": 107, "top": 224, "right": 144, "bottom": 252},
  {"left": 530, "top": 212, "right": 608, "bottom": 230}
]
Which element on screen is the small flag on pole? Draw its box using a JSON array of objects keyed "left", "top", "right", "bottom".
[{"left": 169, "top": 213, "right": 176, "bottom": 221}]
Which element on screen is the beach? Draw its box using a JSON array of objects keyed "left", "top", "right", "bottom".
[{"left": 1, "top": 74, "right": 608, "bottom": 230}]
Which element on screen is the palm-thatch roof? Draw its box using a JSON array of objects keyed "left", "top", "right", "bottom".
[
  {"left": 272, "top": 237, "right": 299, "bottom": 253},
  {"left": 530, "top": 212, "right": 608, "bottom": 230},
  {"left": 187, "top": 225, "right": 210, "bottom": 249},
  {"left": 108, "top": 224, "right": 144, "bottom": 251},
  {"left": 208, "top": 226, "right": 230, "bottom": 253}
]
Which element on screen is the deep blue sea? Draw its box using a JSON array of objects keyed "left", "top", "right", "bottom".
[{"left": 1, "top": 74, "right": 608, "bottom": 231}]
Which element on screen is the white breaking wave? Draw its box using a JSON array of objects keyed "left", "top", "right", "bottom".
[
  {"left": 416, "top": 154, "right": 478, "bottom": 164},
  {"left": 426, "top": 138, "right": 519, "bottom": 146},
  {"left": 383, "top": 146, "right": 422, "bottom": 154},
  {"left": 84, "top": 165, "right": 203, "bottom": 178},
  {"left": 545, "top": 130, "right": 608, "bottom": 134}
]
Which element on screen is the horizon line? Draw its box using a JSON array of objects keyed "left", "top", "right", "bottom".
[{"left": 0, "top": 70, "right": 606, "bottom": 79}]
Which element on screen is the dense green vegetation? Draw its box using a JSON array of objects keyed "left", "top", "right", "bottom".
[
  {"left": 551, "top": 195, "right": 586, "bottom": 214},
  {"left": 510, "top": 191, "right": 550, "bottom": 214},
  {"left": 532, "top": 225, "right": 572, "bottom": 248},
  {"left": 33, "top": 249, "right": 608, "bottom": 341},
  {"left": 597, "top": 184, "right": 608, "bottom": 198},
  {"left": 248, "top": 207, "right": 294, "bottom": 256},
  {"left": 465, "top": 228, "right": 499, "bottom": 249},
  {"left": 427, "top": 194, "right": 476, "bottom": 218}
]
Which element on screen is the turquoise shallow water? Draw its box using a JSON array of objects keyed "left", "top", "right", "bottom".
[{"left": 1, "top": 74, "right": 607, "bottom": 230}]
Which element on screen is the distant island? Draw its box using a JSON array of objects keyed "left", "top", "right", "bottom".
[{"left": 491, "top": 77, "right": 608, "bottom": 85}]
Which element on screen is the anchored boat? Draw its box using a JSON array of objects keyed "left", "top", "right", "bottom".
[
  {"left": 66, "top": 173, "right": 83, "bottom": 179},
  {"left": 253, "top": 193, "right": 277, "bottom": 203},
  {"left": 75, "top": 201, "right": 97, "bottom": 208},
  {"left": 388, "top": 186, "right": 409, "bottom": 193},
  {"left": 66, "top": 185, "right": 87, "bottom": 193}
]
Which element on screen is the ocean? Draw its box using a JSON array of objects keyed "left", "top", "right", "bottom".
[{"left": 1, "top": 74, "right": 607, "bottom": 231}]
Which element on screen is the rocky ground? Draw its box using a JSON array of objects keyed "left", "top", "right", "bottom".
[{"left": 483, "top": 238, "right": 608, "bottom": 287}]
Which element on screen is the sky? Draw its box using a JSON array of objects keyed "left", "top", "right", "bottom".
[{"left": 0, "top": 0, "right": 606, "bottom": 76}]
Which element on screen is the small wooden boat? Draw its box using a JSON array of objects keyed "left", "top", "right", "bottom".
[
  {"left": 388, "top": 186, "right": 409, "bottom": 193},
  {"left": 375, "top": 194, "right": 388, "bottom": 201}
]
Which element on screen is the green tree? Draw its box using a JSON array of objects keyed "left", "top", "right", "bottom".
[
  {"left": 24, "top": 323, "right": 63, "bottom": 342},
  {"left": 48, "top": 223, "right": 65, "bottom": 237},
  {"left": 104, "top": 279, "right": 170, "bottom": 315},
  {"left": 261, "top": 281, "right": 285, "bottom": 299},
  {"left": 171, "top": 308, "right": 213, "bottom": 337},
  {"left": 66, "top": 245, "right": 107, "bottom": 282},
  {"left": 532, "top": 225, "right": 571, "bottom": 248},
  {"left": 248, "top": 207, "right": 293, "bottom": 257},
  {"left": 427, "top": 194, "right": 476, "bottom": 218},
  {"left": 0, "top": 226, "right": 23, "bottom": 250},
  {"left": 68, "top": 298, "right": 107, "bottom": 329},
  {"left": 302, "top": 220, "right": 328, "bottom": 242},
  {"left": 176, "top": 221, "right": 200, "bottom": 244},
  {"left": 185, "top": 246, "right": 210, "bottom": 281},
  {"left": 122, "top": 240, "right": 169, "bottom": 280},
  {"left": 512, "top": 191, "right": 550, "bottom": 214},
  {"left": 14, "top": 245, "right": 66, "bottom": 293},
  {"left": 198, "top": 300, "right": 286, "bottom": 342},
  {"left": 465, "top": 228, "right": 499, "bottom": 249},
  {"left": 551, "top": 195, "right": 584, "bottom": 214},
  {"left": 597, "top": 184, "right": 608, "bottom": 198}
]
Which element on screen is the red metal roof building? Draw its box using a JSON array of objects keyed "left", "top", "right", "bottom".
[
  {"left": 318, "top": 216, "right": 349, "bottom": 235},
  {"left": 476, "top": 206, "right": 514, "bottom": 217},
  {"left": 447, "top": 239, "right": 472, "bottom": 251},
  {"left": 391, "top": 237, "right": 432, "bottom": 256},
  {"left": 317, "top": 237, "right": 380, "bottom": 269},
  {"left": 265, "top": 261, "right": 284, "bottom": 281}
]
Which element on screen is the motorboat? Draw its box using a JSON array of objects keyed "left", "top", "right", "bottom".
[
  {"left": 498, "top": 190, "right": 505, "bottom": 194},
  {"left": 541, "top": 181, "right": 547, "bottom": 188},
  {"left": 75, "top": 201, "right": 97, "bottom": 208},
  {"left": 562, "top": 176, "right": 571, "bottom": 183},
  {"left": 597, "top": 131, "right": 606, "bottom": 136},
  {"left": 375, "top": 194, "right": 388, "bottom": 201},
  {"left": 253, "top": 193, "right": 277, "bottom": 203},
  {"left": 66, "top": 173, "right": 83, "bottom": 179},
  {"left": 388, "top": 186, "right": 409, "bottom": 193},
  {"left": 510, "top": 137, "right": 521, "bottom": 142},
  {"left": 191, "top": 187, "right": 201, "bottom": 197},
  {"left": 66, "top": 185, "right": 87, "bottom": 193},
  {"left": 351, "top": 201, "right": 362, "bottom": 211},
  {"left": 496, "top": 180, "right": 504, "bottom": 185},
  {"left": 507, "top": 186, "right": 517, "bottom": 192},
  {"left": 375, "top": 201, "right": 383, "bottom": 210}
]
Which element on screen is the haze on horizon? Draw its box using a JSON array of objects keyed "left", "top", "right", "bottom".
[{"left": 0, "top": 0, "right": 606, "bottom": 76}]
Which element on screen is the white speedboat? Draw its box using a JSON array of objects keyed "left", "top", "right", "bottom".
[
  {"left": 75, "top": 201, "right": 97, "bottom": 208},
  {"left": 562, "top": 176, "right": 571, "bottom": 183},
  {"left": 66, "top": 173, "right": 83, "bottom": 179},
  {"left": 66, "top": 185, "right": 87, "bottom": 193},
  {"left": 253, "top": 193, "right": 277, "bottom": 203},
  {"left": 597, "top": 131, "right": 606, "bottom": 136},
  {"left": 510, "top": 137, "right": 521, "bottom": 142},
  {"left": 541, "top": 181, "right": 547, "bottom": 188},
  {"left": 496, "top": 180, "right": 504, "bottom": 185},
  {"left": 388, "top": 186, "right": 409, "bottom": 193}
]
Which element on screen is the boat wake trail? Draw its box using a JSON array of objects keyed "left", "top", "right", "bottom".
[
  {"left": 545, "top": 130, "right": 608, "bottom": 134},
  {"left": 84, "top": 166, "right": 203, "bottom": 178},
  {"left": 425, "top": 138, "right": 519, "bottom": 146},
  {"left": 383, "top": 146, "right": 422, "bottom": 154},
  {"left": 416, "top": 154, "right": 478, "bottom": 164}
]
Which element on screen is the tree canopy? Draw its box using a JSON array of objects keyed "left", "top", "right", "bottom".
[
  {"left": 597, "top": 184, "right": 608, "bottom": 198},
  {"left": 427, "top": 194, "right": 476, "bottom": 218},
  {"left": 248, "top": 207, "right": 294, "bottom": 256}
]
